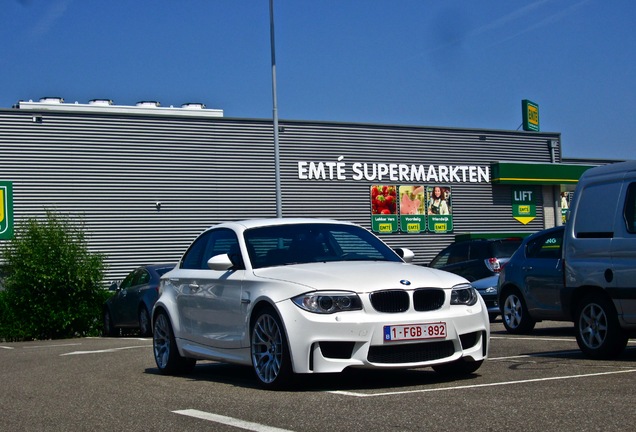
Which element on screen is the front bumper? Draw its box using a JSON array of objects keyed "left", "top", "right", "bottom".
[{"left": 277, "top": 299, "right": 490, "bottom": 374}]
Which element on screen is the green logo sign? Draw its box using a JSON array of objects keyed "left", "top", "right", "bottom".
[
  {"left": 0, "top": 181, "right": 14, "bottom": 240},
  {"left": 372, "top": 215, "right": 398, "bottom": 233},
  {"left": 522, "top": 99, "right": 540, "bottom": 132}
]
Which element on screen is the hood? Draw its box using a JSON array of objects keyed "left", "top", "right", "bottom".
[
  {"left": 470, "top": 274, "right": 500, "bottom": 289},
  {"left": 252, "top": 261, "right": 468, "bottom": 293}
]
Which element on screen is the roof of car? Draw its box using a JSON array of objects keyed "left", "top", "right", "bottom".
[
  {"left": 580, "top": 160, "right": 636, "bottom": 179},
  {"left": 457, "top": 237, "right": 523, "bottom": 243},
  {"left": 522, "top": 225, "right": 565, "bottom": 242},
  {"left": 210, "top": 218, "right": 353, "bottom": 230}
]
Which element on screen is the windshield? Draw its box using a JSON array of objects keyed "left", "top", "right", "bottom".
[{"left": 244, "top": 223, "right": 402, "bottom": 269}]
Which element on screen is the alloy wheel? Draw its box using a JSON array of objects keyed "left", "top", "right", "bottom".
[
  {"left": 153, "top": 313, "right": 171, "bottom": 370},
  {"left": 251, "top": 313, "right": 283, "bottom": 384},
  {"left": 578, "top": 302, "right": 608, "bottom": 350}
]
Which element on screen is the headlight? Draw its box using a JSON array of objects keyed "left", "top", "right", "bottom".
[
  {"left": 450, "top": 283, "right": 479, "bottom": 306},
  {"left": 292, "top": 291, "right": 362, "bottom": 314}
]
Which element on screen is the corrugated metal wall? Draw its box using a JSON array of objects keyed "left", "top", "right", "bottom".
[
  {"left": 277, "top": 121, "right": 553, "bottom": 263},
  {"left": 0, "top": 108, "right": 560, "bottom": 282}
]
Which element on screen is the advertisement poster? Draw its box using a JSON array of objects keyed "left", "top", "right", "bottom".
[
  {"left": 427, "top": 185, "right": 453, "bottom": 233},
  {"left": 370, "top": 184, "right": 398, "bottom": 233},
  {"left": 398, "top": 185, "right": 425, "bottom": 233}
]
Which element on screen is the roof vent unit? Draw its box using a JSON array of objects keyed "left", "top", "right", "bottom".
[
  {"left": 181, "top": 103, "right": 206, "bottom": 109},
  {"left": 39, "top": 97, "right": 64, "bottom": 104},
  {"left": 89, "top": 99, "right": 113, "bottom": 106},
  {"left": 136, "top": 101, "right": 161, "bottom": 107},
  {"left": 17, "top": 98, "right": 222, "bottom": 117}
]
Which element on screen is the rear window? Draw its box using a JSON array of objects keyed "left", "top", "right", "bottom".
[
  {"left": 574, "top": 181, "right": 620, "bottom": 236},
  {"left": 491, "top": 239, "right": 522, "bottom": 258}
]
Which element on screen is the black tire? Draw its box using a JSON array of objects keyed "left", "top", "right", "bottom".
[
  {"left": 250, "top": 306, "right": 294, "bottom": 390},
  {"left": 433, "top": 358, "right": 483, "bottom": 376},
  {"left": 153, "top": 311, "right": 196, "bottom": 375},
  {"left": 103, "top": 308, "right": 117, "bottom": 337},
  {"left": 138, "top": 307, "right": 152, "bottom": 337},
  {"left": 575, "top": 293, "right": 628, "bottom": 359},
  {"left": 501, "top": 289, "right": 536, "bottom": 334}
]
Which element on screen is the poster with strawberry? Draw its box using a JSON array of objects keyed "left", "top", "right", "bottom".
[
  {"left": 370, "top": 184, "right": 398, "bottom": 233},
  {"left": 371, "top": 184, "right": 397, "bottom": 215}
]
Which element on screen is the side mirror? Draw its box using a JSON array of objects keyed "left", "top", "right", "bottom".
[
  {"left": 208, "top": 254, "right": 234, "bottom": 271},
  {"left": 394, "top": 247, "right": 415, "bottom": 263},
  {"left": 108, "top": 281, "right": 119, "bottom": 291}
]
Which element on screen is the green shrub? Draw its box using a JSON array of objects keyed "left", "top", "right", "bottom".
[{"left": 0, "top": 210, "right": 108, "bottom": 341}]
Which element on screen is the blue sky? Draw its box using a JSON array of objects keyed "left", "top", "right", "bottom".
[{"left": 1, "top": 0, "right": 634, "bottom": 160}]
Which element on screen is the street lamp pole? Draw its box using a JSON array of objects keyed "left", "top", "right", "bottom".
[{"left": 269, "top": 0, "right": 282, "bottom": 218}]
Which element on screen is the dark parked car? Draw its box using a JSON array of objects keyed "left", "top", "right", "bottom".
[
  {"left": 103, "top": 264, "right": 175, "bottom": 337},
  {"left": 428, "top": 237, "right": 523, "bottom": 282},
  {"left": 470, "top": 274, "right": 500, "bottom": 322},
  {"left": 497, "top": 226, "right": 565, "bottom": 334}
]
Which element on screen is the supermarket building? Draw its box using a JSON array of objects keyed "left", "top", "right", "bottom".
[{"left": 0, "top": 98, "right": 601, "bottom": 283}]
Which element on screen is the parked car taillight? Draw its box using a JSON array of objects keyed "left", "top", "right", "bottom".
[{"left": 485, "top": 258, "right": 502, "bottom": 273}]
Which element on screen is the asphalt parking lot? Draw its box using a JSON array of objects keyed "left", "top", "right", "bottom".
[{"left": 2, "top": 320, "right": 635, "bottom": 432}]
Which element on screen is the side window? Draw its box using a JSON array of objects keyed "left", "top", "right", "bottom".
[
  {"left": 181, "top": 229, "right": 240, "bottom": 270},
  {"left": 574, "top": 181, "right": 620, "bottom": 237},
  {"left": 526, "top": 230, "right": 563, "bottom": 259},
  {"left": 624, "top": 182, "right": 636, "bottom": 234},
  {"left": 136, "top": 269, "right": 150, "bottom": 285},
  {"left": 119, "top": 271, "right": 136, "bottom": 290},
  {"left": 181, "top": 231, "right": 212, "bottom": 269},
  {"left": 430, "top": 246, "right": 452, "bottom": 268}
]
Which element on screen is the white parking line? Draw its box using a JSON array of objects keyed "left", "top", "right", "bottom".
[
  {"left": 60, "top": 345, "right": 152, "bottom": 356},
  {"left": 491, "top": 335, "right": 575, "bottom": 343},
  {"left": 489, "top": 349, "right": 583, "bottom": 360},
  {"left": 23, "top": 343, "right": 83, "bottom": 349},
  {"left": 329, "top": 368, "right": 636, "bottom": 398},
  {"left": 173, "top": 409, "right": 295, "bottom": 432},
  {"left": 0, "top": 346, "right": 14, "bottom": 350}
]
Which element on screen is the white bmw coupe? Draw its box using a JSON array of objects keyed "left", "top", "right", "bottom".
[{"left": 152, "top": 218, "right": 489, "bottom": 389}]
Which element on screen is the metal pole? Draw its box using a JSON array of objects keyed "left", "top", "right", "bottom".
[
  {"left": 549, "top": 139, "right": 562, "bottom": 227},
  {"left": 269, "top": 0, "right": 282, "bottom": 218}
]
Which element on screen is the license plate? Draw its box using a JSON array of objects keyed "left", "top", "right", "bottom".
[{"left": 384, "top": 322, "right": 447, "bottom": 342}]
